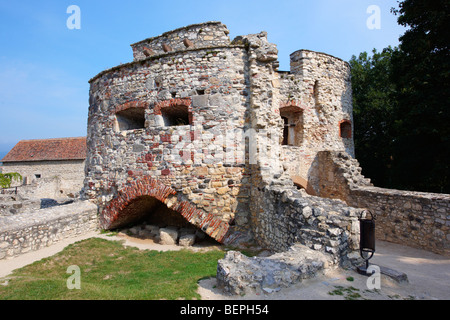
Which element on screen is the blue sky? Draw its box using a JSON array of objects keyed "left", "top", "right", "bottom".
[{"left": 0, "top": 0, "right": 406, "bottom": 155}]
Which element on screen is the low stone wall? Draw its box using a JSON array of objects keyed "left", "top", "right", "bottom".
[
  {"left": 317, "top": 150, "right": 450, "bottom": 256},
  {"left": 348, "top": 186, "right": 450, "bottom": 256},
  {"left": 250, "top": 184, "right": 363, "bottom": 267},
  {"left": 0, "top": 201, "right": 98, "bottom": 260}
]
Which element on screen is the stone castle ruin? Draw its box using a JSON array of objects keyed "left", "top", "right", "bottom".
[
  {"left": 82, "top": 22, "right": 448, "bottom": 269},
  {"left": 83, "top": 21, "right": 361, "bottom": 258},
  {"left": 2, "top": 21, "right": 447, "bottom": 294}
]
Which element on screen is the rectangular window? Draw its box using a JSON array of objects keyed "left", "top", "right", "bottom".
[
  {"left": 115, "top": 108, "right": 146, "bottom": 131},
  {"left": 161, "top": 105, "right": 191, "bottom": 126},
  {"left": 340, "top": 120, "right": 352, "bottom": 139}
]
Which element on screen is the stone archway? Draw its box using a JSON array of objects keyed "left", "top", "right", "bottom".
[{"left": 100, "top": 176, "right": 230, "bottom": 243}]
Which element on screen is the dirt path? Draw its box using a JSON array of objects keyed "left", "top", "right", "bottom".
[
  {"left": 197, "top": 240, "right": 450, "bottom": 300},
  {"left": 1, "top": 231, "right": 448, "bottom": 300}
]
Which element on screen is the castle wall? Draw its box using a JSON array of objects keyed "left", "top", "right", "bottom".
[
  {"left": 279, "top": 50, "right": 354, "bottom": 194},
  {"left": 317, "top": 151, "right": 450, "bottom": 256},
  {"left": 83, "top": 22, "right": 363, "bottom": 263},
  {"left": 233, "top": 31, "right": 361, "bottom": 265},
  {"left": 131, "top": 21, "right": 230, "bottom": 61},
  {"left": 84, "top": 23, "right": 253, "bottom": 241},
  {"left": 0, "top": 201, "right": 97, "bottom": 260}
]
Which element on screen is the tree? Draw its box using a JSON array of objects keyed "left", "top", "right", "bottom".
[
  {"left": 390, "top": 0, "right": 450, "bottom": 193},
  {"left": 349, "top": 47, "right": 398, "bottom": 188},
  {"left": 0, "top": 172, "right": 22, "bottom": 189}
]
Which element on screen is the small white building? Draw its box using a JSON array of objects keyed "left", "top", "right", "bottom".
[{"left": 1, "top": 137, "right": 86, "bottom": 199}]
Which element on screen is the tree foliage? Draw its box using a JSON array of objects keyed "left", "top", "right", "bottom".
[
  {"left": 390, "top": 0, "right": 450, "bottom": 193},
  {"left": 351, "top": 0, "right": 449, "bottom": 193},
  {"left": 350, "top": 47, "right": 398, "bottom": 188},
  {"left": 0, "top": 172, "right": 22, "bottom": 189}
]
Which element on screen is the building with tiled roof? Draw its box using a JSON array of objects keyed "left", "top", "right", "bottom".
[{"left": 1, "top": 137, "right": 86, "bottom": 198}]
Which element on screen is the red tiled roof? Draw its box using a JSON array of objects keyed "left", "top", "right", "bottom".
[{"left": 1, "top": 137, "right": 86, "bottom": 163}]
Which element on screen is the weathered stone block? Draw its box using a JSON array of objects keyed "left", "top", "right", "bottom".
[
  {"left": 179, "top": 234, "right": 196, "bottom": 247},
  {"left": 159, "top": 227, "right": 178, "bottom": 245}
]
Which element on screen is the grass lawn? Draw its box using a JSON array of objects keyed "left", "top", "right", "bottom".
[{"left": 0, "top": 237, "right": 225, "bottom": 300}]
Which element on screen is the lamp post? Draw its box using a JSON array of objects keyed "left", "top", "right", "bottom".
[{"left": 357, "top": 210, "right": 376, "bottom": 276}]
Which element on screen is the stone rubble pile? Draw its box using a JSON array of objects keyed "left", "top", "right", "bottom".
[
  {"left": 122, "top": 223, "right": 208, "bottom": 247},
  {"left": 216, "top": 244, "right": 331, "bottom": 295}
]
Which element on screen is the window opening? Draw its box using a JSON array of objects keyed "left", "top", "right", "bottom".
[
  {"left": 161, "top": 105, "right": 190, "bottom": 126},
  {"left": 115, "top": 107, "right": 146, "bottom": 131},
  {"left": 282, "top": 116, "right": 289, "bottom": 145},
  {"left": 340, "top": 120, "right": 352, "bottom": 139},
  {"left": 280, "top": 111, "right": 304, "bottom": 146}
]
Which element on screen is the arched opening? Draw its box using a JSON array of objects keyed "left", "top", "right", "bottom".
[
  {"left": 100, "top": 177, "right": 231, "bottom": 243},
  {"left": 280, "top": 108, "right": 304, "bottom": 146},
  {"left": 339, "top": 120, "right": 352, "bottom": 139},
  {"left": 291, "top": 175, "right": 317, "bottom": 196},
  {"left": 109, "top": 195, "right": 217, "bottom": 246}
]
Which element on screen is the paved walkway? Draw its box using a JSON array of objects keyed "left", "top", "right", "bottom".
[
  {"left": 371, "top": 240, "right": 450, "bottom": 299},
  {"left": 1, "top": 231, "right": 449, "bottom": 300}
]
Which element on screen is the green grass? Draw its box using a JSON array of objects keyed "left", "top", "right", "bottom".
[
  {"left": 328, "top": 285, "right": 362, "bottom": 300},
  {"left": 0, "top": 238, "right": 225, "bottom": 300}
]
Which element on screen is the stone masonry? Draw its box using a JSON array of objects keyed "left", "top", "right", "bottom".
[
  {"left": 317, "top": 151, "right": 450, "bottom": 256},
  {"left": 82, "top": 21, "right": 359, "bottom": 257},
  {"left": 0, "top": 201, "right": 97, "bottom": 260},
  {"left": 81, "top": 21, "right": 448, "bottom": 289}
]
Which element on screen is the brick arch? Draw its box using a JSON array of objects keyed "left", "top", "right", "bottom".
[
  {"left": 154, "top": 98, "right": 194, "bottom": 125},
  {"left": 100, "top": 176, "right": 230, "bottom": 243},
  {"left": 339, "top": 119, "right": 352, "bottom": 139},
  {"left": 114, "top": 100, "right": 148, "bottom": 114},
  {"left": 154, "top": 98, "right": 192, "bottom": 116}
]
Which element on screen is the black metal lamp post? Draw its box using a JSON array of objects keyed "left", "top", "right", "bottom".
[{"left": 357, "top": 210, "right": 376, "bottom": 276}]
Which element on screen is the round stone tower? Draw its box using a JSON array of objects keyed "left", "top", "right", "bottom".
[{"left": 83, "top": 21, "right": 355, "bottom": 250}]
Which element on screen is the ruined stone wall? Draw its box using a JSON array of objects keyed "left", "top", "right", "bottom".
[
  {"left": 83, "top": 22, "right": 253, "bottom": 241},
  {"left": 83, "top": 22, "right": 363, "bottom": 262},
  {"left": 279, "top": 50, "right": 354, "bottom": 194},
  {"left": 0, "top": 201, "right": 97, "bottom": 260},
  {"left": 251, "top": 186, "right": 362, "bottom": 266},
  {"left": 229, "top": 31, "right": 362, "bottom": 266},
  {"left": 131, "top": 21, "right": 230, "bottom": 61},
  {"left": 349, "top": 187, "right": 450, "bottom": 256},
  {"left": 317, "top": 151, "right": 450, "bottom": 256}
]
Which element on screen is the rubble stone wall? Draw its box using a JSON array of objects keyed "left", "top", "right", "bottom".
[
  {"left": 349, "top": 187, "right": 450, "bottom": 256},
  {"left": 83, "top": 22, "right": 362, "bottom": 262},
  {"left": 279, "top": 50, "right": 354, "bottom": 194},
  {"left": 0, "top": 201, "right": 98, "bottom": 260},
  {"left": 84, "top": 22, "right": 252, "bottom": 242},
  {"left": 250, "top": 186, "right": 363, "bottom": 266},
  {"left": 317, "top": 150, "right": 450, "bottom": 256},
  {"left": 131, "top": 21, "right": 230, "bottom": 62}
]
